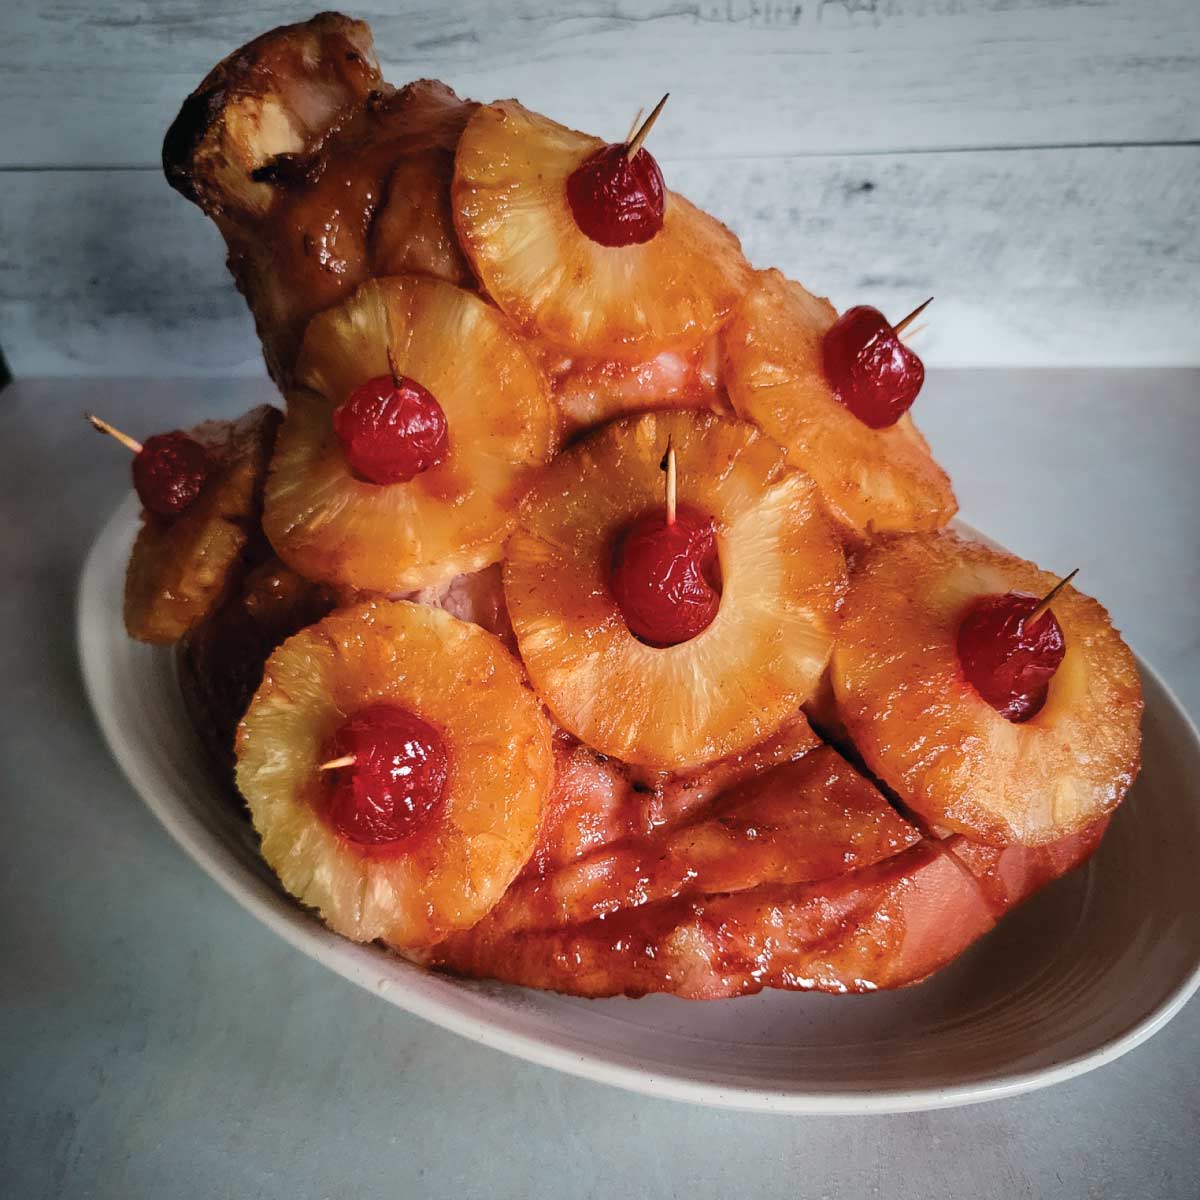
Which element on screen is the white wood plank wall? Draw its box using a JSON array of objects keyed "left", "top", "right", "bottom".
[{"left": 1, "top": 0, "right": 1198, "bottom": 375}]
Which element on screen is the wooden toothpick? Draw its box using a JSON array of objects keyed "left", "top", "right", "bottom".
[
  {"left": 893, "top": 297, "right": 934, "bottom": 337},
  {"left": 625, "top": 94, "right": 669, "bottom": 160},
  {"left": 1027, "top": 569, "right": 1079, "bottom": 626},
  {"left": 625, "top": 106, "right": 645, "bottom": 144},
  {"left": 85, "top": 412, "right": 143, "bottom": 455},
  {"left": 663, "top": 436, "right": 677, "bottom": 526},
  {"left": 318, "top": 755, "right": 357, "bottom": 772}
]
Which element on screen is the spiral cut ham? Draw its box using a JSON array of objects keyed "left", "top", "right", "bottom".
[{"left": 163, "top": 13, "right": 1133, "bottom": 1001}]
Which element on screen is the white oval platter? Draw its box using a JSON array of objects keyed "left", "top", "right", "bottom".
[{"left": 79, "top": 496, "right": 1200, "bottom": 1113}]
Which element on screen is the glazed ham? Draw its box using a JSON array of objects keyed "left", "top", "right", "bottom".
[
  {"left": 438, "top": 745, "right": 921, "bottom": 944},
  {"left": 164, "top": 13, "right": 1128, "bottom": 1001},
  {"left": 164, "top": 13, "right": 473, "bottom": 385},
  {"left": 434, "top": 841, "right": 996, "bottom": 999}
]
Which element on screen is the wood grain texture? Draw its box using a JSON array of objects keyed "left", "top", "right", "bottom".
[
  {"left": 1, "top": 0, "right": 1198, "bottom": 167},
  {"left": 2, "top": 146, "right": 1197, "bottom": 375},
  {"left": 1, "top": 1, "right": 1197, "bottom": 371}
]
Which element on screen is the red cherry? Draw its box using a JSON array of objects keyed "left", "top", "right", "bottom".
[
  {"left": 566, "top": 143, "right": 666, "bottom": 248},
  {"left": 610, "top": 503, "right": 721, "bottom": 647},
  {"left": 821, "top": 305, "right": 925, "bottom": 429},
  {"left": 333, "top": 374, "right": 449, "bottom": 485},
  {"left": 320, "top": 703, "right": 449, "bottom": 848},
  {"left": 133, "top": 431, "right": 211, "bottom": 516},
  {"left": 957, "top": 593, "right": 1066, "bottom": 723}
]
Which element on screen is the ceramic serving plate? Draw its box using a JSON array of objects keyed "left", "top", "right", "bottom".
[{"left": 78, "top": 496, "right": 1200, "bottom": 1113}]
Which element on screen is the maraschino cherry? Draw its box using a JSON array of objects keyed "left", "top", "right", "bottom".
[
  {"left": 957, "top": 570, "right": 1077, "bottom": 723},
  {"left": 822, "top": 297, "right": 932, "bottom": 429},
  {"left": 610, "top": 439, "right": 722, "bottom": 648},
  {"left": 566, "top": 94, "right": 669, "bottom": 248},
  {"left": 86, "top": 412, "right": 211, "bottom": 517},
  {"left": 318, "top": 703, "right": 449, "bottom": 848},
  {"left": 333, "top": 348, "right": 449, "bottom": 485}
]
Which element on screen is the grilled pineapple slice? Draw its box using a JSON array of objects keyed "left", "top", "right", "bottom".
[
  {"left": 504, "top": 410, "right": 846, "bottom": 769},
  {"left": 263, "top": 275, "right": 557, "bottom": 593},
  {"left": 236, "top": 600, "right": 554, "bottom": 949},
  {"left": 832, "top": 532, "right": 1142, "bottom": 845},
  {"left": 452, "top": 100, "right": 750, "bottom": 358},
  {"left": 125, "top": 405, "right": 279, "bottom": 644},
  {"left": 722, "top": 269, "right": 957, "bottom": 542}
]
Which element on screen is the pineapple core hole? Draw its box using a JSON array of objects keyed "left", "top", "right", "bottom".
[
  {"left": 956, "top": 592, "right": 1066, "bottom": 724},
  {"left": 318, "top": 702, "right": 449, "bottom": 853},
  {"left": 332, "top": 373, "right": 449, "bottom": 486},
  {"left": 609, "top": 503, "right": 723, "bottom": 649}
]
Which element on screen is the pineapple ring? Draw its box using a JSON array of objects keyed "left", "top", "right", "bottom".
[
  {"left": 235, "top": 599, "right": 554, "bottom": 949},
  {"left": 722, "top": 269, "right": 957, "bottom": 541},
  {"left": 831, "top": 532, "right": 1143, "bottom": 846},
  {"left": 452, "top": 100, "right": 751, "bottom": 359},
  {"left": 125, "top": 404, "right": 280, "bottom": 645},
  {"left": 505, "top": 410, "right": 847, "bottom": 770},
  {"left": 262, "top": 275, "right": 557, "bottom": 593}
]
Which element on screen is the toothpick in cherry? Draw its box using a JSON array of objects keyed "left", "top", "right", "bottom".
[
  {"left": 822, "top": 297, "right": 933, "bottom": 429},
  {"left": 609, "top": 434, "right": 721, "bottom": 648},
  {"left": 1027, "top": 569, "right": 1080, "bottom": 628},
  {"left": 957, "top": 568, "right": 1079, "bottom": 723},
  {"left": 317, "top": 703, "right": 450, "bottom": 845},
  {"left": 662, "top": 435, "right": 677, "bottom": 527},
  {"left": 86, "top": 411, "right": 211, "bottom": 517},
  {"left": 625, "top": 93, "right": 669, "bottom": 161},
  {"left": 566, "top": 94, "right": 669, "bottom": 247},
  {"left": 893, "top": 296, "right": 934, "bottom": 343}
]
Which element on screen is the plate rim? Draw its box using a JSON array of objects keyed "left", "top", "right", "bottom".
[{"left": 77, "top": 495, "right": 1200, "bottom": 1114}]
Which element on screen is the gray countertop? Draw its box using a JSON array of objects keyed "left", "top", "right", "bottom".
[{"left": 3, "top": 370, "right": 1198, "bottom": 1199}]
